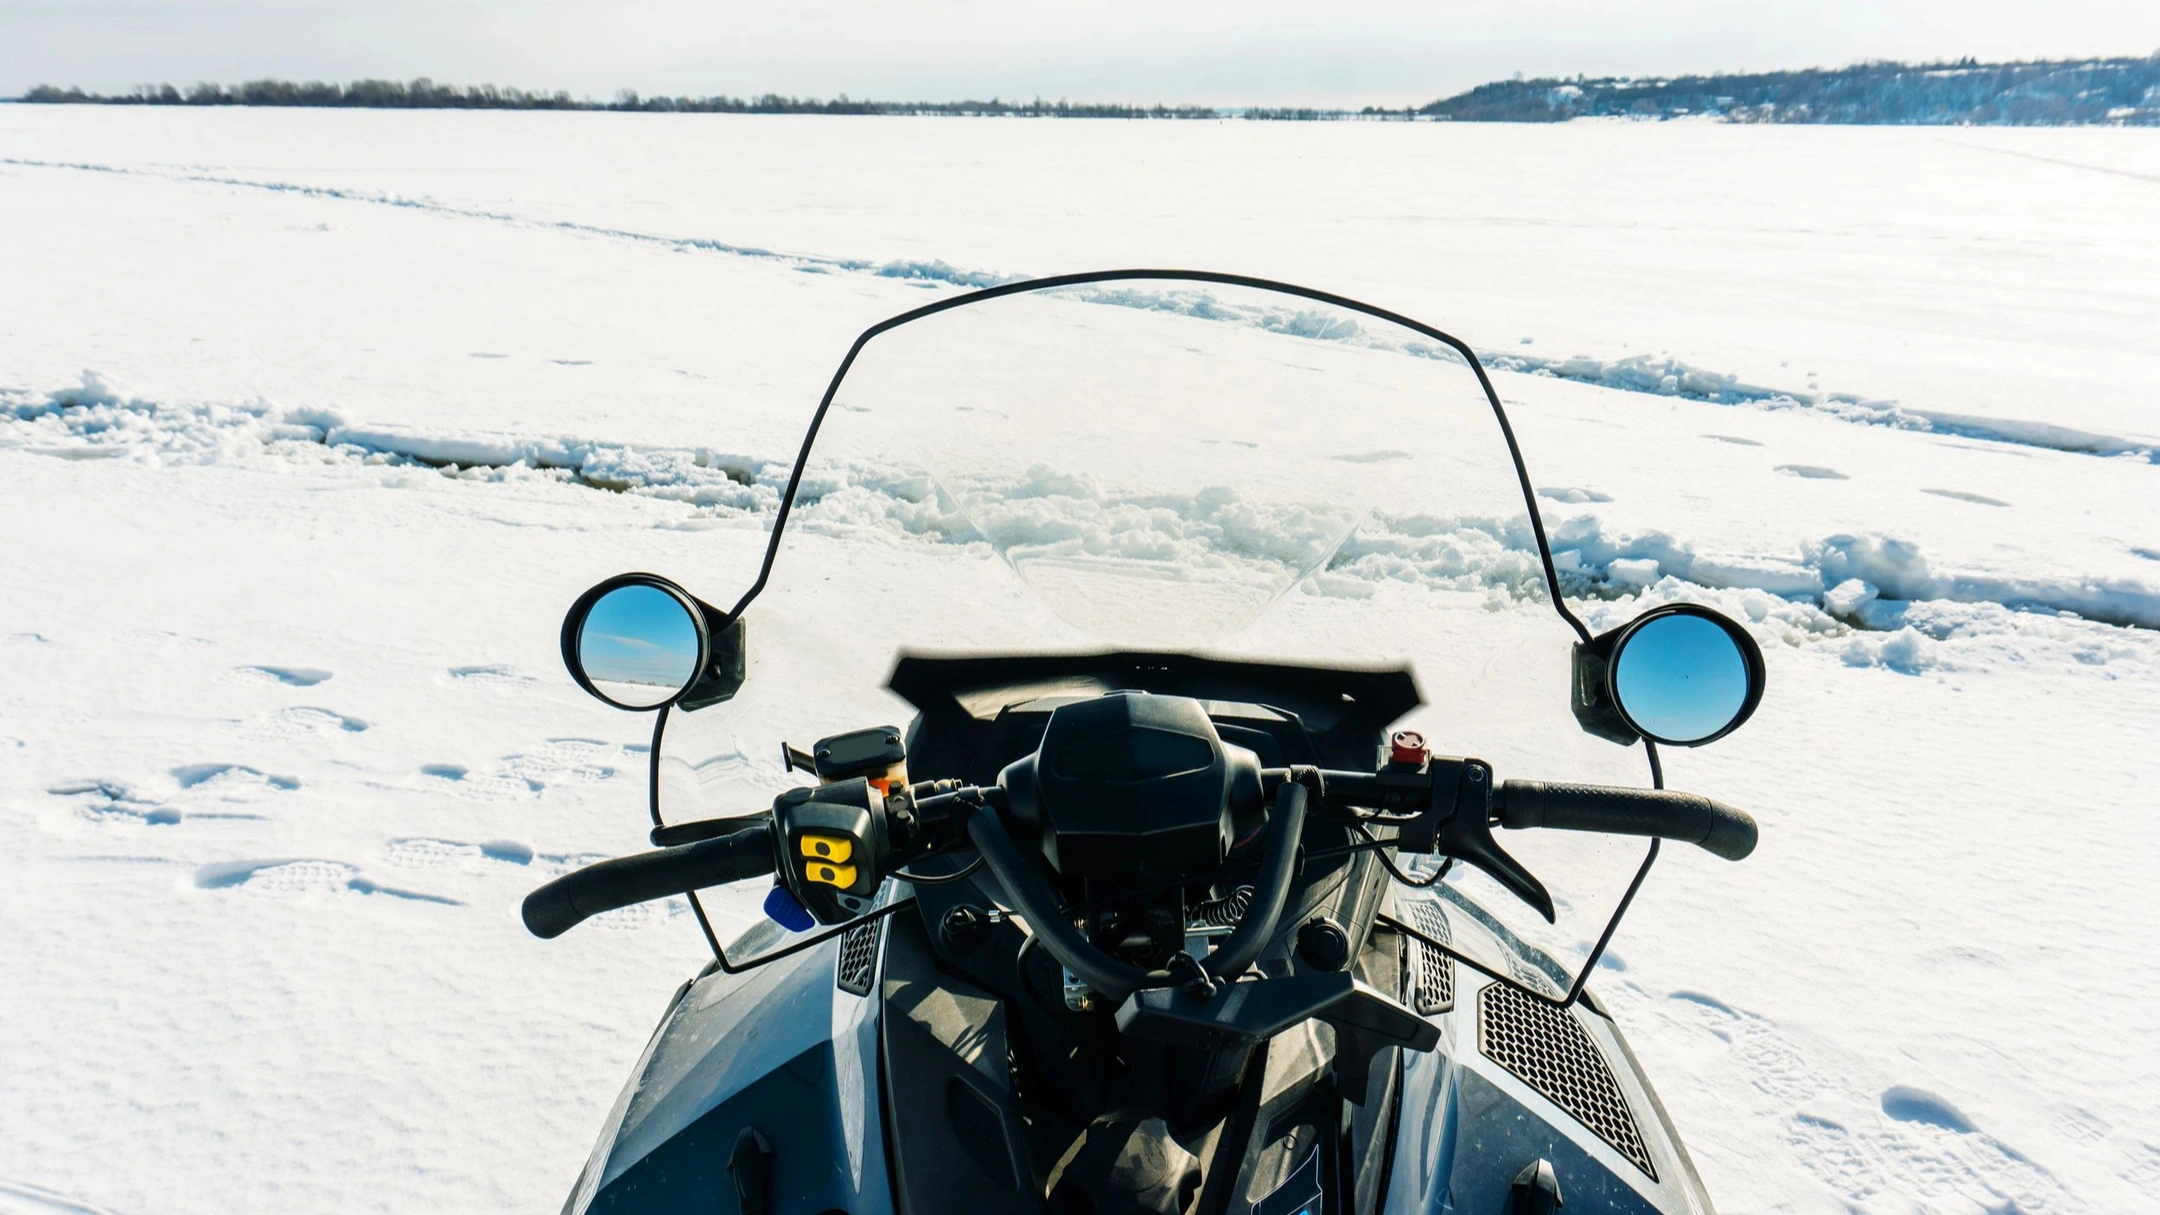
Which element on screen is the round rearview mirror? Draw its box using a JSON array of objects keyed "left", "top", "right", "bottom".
[
  {"left": 1608, "top": 606, "right": 1764, "bottom": 746},
  {"left": 562, "top": 576, "right": 710, "bottom": 710}
]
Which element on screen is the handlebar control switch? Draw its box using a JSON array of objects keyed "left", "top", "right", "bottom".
[
  {"left": 1388, "top": 731, "right": 1430, "bottom": 768},
  {"left": 772, "top": 778, "right": 892, "bottom": 925}
]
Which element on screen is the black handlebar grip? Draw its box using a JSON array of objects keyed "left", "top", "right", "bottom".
[
  {"left": 1497, "top": 781, "right": 1759, "bottom": 861},
  {"left": 522, "top": 825, "right": 778, "bottom": 939}
]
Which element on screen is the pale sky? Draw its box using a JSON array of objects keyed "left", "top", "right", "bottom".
[{"left": 5, "top": 0, "right": 2157, "bottom": 106}]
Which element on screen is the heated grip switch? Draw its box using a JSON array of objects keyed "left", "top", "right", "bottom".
[
  {"left": 806, "top": 861, "right": 858, "bottom": 888},
  {"left": 799, "top": 833, "right": 854, "bottom": 862},
  {"left": 771, "top": 779, "right": 889, "bottom": 925}
]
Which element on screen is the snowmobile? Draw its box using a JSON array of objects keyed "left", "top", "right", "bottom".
[{"left": 523, "top": 271, "right": 1769, "bottom": 1215}]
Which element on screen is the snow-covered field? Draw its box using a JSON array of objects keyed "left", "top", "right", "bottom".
[{"left": 2, "top": 108, "right": 2157, "bottom": 1214}]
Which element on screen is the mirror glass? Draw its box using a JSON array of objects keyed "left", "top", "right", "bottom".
[
  {"left": 577, "top": 584, "right": 702, "bottom": 708},
  {"left": 1611, "top": 613, "right": 1750, "bottom": 744}
]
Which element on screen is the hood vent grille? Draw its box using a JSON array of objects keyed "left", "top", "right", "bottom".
[
  {"left": 1405, "top": 897, "right": 1454, "bottom": 1014},
  {"left": 836, "top": 919, "right": 882, "bottom": 996},
  {"left": 1477, "top": 983, "right": 1656, "bottom": 1179}
]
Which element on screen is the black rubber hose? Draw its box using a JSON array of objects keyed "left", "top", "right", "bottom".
[
  {"left": 1200, "top": 779, "right": 1308, "bottom": 982},
  {"left": 1496, "top": 781, "right": 1758, "bottom": 861},
  {"left": 522, "top": 825, "right": 778, "bottom": 939},
  {"left": 968, "top": 806, "right": 1165, "bottom": 1001}
]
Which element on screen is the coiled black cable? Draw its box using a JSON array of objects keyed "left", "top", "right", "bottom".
[{"left": 1189, "top": 885, "right": 1254, "bottom": 927}]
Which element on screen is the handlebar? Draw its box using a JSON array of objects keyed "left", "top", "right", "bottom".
[
  {"left": 1494, "top": 780, "right": 1759, "bottom": 860},
  {"left": 521, "top": 825, "right": 778, "bottom": 939},
  {"left": 1277, "top": 768, "right": 1758, "bottom": 861},
  {"left": 521, "top": 766, "right": 1758, "bottom": 943}
]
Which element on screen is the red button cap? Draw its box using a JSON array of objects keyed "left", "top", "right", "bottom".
[{"left": 1389, "top": 731, "right": 1428, "bottom": 766}]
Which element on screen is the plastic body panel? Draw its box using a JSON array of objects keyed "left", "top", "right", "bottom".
[
  {"left": 561, "top": 867, "right": 1716, "bottom": 1215},
  {"left": 879, "top": 912, "right": 1046, "bottom": 1212},
  {"left": 1381, "top": 887, "right": 1716, "bottom": 1215},
  {"left": 562, "top": 919, "right": 894, "bottom": 1215}
]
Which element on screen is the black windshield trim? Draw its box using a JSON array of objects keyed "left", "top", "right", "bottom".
[{"left": 723, "top": 268, "right": 1591, "bottom": 644}]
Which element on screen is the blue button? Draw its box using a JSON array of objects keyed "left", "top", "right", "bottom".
[{"left": 763, "top": 884, "right": 814, "bottom": 932}]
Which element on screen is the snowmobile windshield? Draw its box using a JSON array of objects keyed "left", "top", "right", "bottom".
[{"left": 665, "top": 273, "right": 1656, "bottom": 999}]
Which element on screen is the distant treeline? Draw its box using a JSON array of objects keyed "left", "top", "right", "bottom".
[
  {"left": 1420, "top": 55, "right": 2160, "bottom": 125},
  {"left": 1242, "top": 106, "right": 1418, "bottom": 121},
  {"left": 18, "top": 78, "right": 1221, "bottom": 118},
  {"left": 18, "top": 55, "right": 2160, "bottom": 124}
]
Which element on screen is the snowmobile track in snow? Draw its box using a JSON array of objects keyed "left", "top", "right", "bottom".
[{"left": 6, "top": 155, "right": 2155, "bottom": 466}]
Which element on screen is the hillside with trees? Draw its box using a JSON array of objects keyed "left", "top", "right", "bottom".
[{"left": 1421, "top": 55, "right": 2160, "bottom": 124}]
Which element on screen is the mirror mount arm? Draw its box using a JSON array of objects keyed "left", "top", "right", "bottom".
[
  {"left": 1569, "top": 635, "right": 1640, "bottom": 746},
  {"left": 677, "top": 612, "right": 747, "bottom": 712}
]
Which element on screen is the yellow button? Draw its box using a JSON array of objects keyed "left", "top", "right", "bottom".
[
  {"left": 799, "top": 832, "right": 854, "bottom": 862},
  {"left": 807, "top": 862, "right": 858, "bottom": 888}
]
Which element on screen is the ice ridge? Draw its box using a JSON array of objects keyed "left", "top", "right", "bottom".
[{"left": 8, "top": 373, "right": 2157, "bottom": 649}]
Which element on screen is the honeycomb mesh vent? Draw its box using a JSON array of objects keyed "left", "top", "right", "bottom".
[
  {"left": 1477, "top": 983, "right": 1656, "bottom": 1179},
  {"left": 835, "top": 920, "right": 882, "bottom": 997},
  {"left": 1406, "top": 897, "right": 1454, "bottom": 1014}
]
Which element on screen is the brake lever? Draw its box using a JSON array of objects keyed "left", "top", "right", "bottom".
[
  {"left": 1397, "top": 758, "right": 1556, "bottom": 923},
  {"left": 650, "top": 813, "right": 769, "bottom": 849}
]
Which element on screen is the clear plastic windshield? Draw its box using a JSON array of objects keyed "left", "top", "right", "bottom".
[{"left": 661, "top": 276, "right": 1654, "bottom": 998}]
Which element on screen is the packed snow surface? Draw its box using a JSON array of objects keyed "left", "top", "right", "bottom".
[{"left": 3, "top": 108, "right": 2158, "bottom": 1215}]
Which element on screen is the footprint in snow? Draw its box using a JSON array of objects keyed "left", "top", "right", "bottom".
[
  {"left": 120, "top": 628, "right": 212, "bottom": 649},
  {"left": 240, "top": 705, "right": 369, "bottom": 741},
  {"left": 1880, "top": 1086, "right": 1977, "bottom": 1134},
  {"left": 467, "top": 351, "right": 509, "bottom": 360},
  {"left": 230, "top": 664, "right": 333, "bottom": 687},
  {"left": 1703, "top": 434, "right": 1763, "bottom": 446},
  {"left": 1776, "top": 464, "right": 1849, "bottom": 480},
  {"left": 420, "top": 740, "right": 632, "bottom": 801},
  {"left": 382, "top": 837, "right": 534, "bottom": 871},
  {"left": 446, "top": 663, "right": 532, "bottom": 687},
  {"left": 538, "top": 849, "right": 611, "bottom": 876},
  {"left": 2124, "top": 1145, "right": 2160, "bottom": 1188},
  {"left": 1657, "top": 991, "right": 2073, "bottom": 1212},
  {"left": 193, "top": 858, "right": 459, "bottom": 904},
  {"left": 2048, "top": 1106, "right": 2108, "bottom": 1146},
  {"left": 501, "top": 738, "right": 629, "bottom": 787},
  {"left": 49, "top": 779, "right": 183, "bottom": 826},
  {"left": 1921, "top": 488, "right": 2010, "bottom": 507},
  {"left": 2133, "top": 546, "right": 2160, "bottom": 562},
  {"left": 420, "top": 763, "right": 537, "bottom": 800},
  {"left": 550, "top": 358, "right": 594, "bottom": 366},
  {"left": 173, "top": 763, "right": 300, "bottom": 793}
]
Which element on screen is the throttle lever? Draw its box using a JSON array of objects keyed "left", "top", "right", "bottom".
[{"left": 1396, "top": 757, "right": 1556, "bottom": 923}]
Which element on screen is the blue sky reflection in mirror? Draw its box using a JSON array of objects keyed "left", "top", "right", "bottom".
[
  {"left": 1611, "top": 613, "right": 1749, "bottom": 744},
  {"left": 578, "top": 585, "right": 699, "bottom": 707}
]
